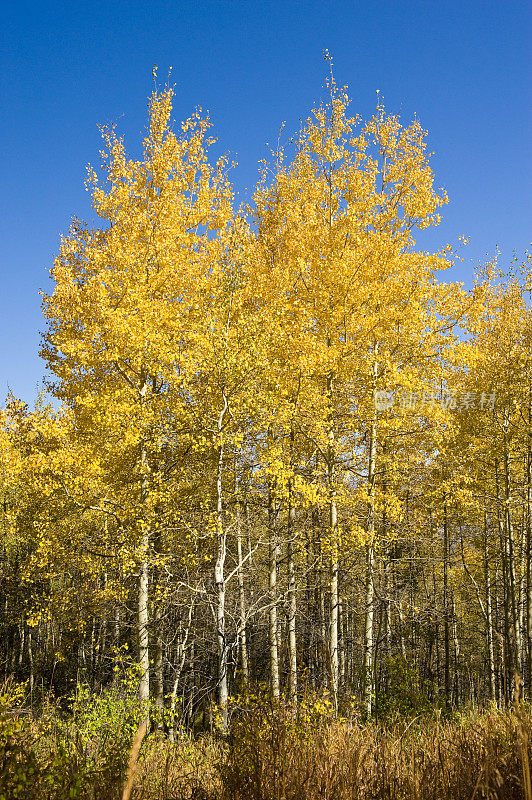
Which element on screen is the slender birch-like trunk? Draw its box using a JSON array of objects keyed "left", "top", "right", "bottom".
[
  {"left": 495, "top": 458, "right": 512, "bottom": 703},
  {"left": 443, "top": 493, "right": 451, "bottom": 708},
  {"left": 168, "top": 600, "right": 195, "bottom": 742},
  {"left": 502, "top": 415, "right": 521, "bottom": 698},
  {"left": 287, "top": 456, "right": 297, "bottom": 705},
  {"left": 363, "top": 351, "right": 378, "bottom": 718},
  {"left": 527, "top": 384, "right": 532, "bottom": 697},
  {"left": 27, "top": 630, "right": 33, "bottom": 695},
  {"left": 306, "top": 523, "right": 317, "bottom": 688},
  {"left": 268, "top": 471, "right": 280, "bottom": 700},
  {"left": 484, "top": 507, "right": 496, "bottom": 703},
  {"left": 138, "top": 386, "right": 150, "bottom": 707},
  {"left": 339, "top": 595, "right": 346, "bottom": 690},
  {"left": 214, "top": 394, "right": 229, "bottom": 728},
  {"left": 153, "top": 605, "right": 164, "bottom": 723},
  {"left": 235, "top": 469, "right": 249, "bottom": 685},
  {"left": 326, "top": 368, "right": 339, "bottom": 708}
]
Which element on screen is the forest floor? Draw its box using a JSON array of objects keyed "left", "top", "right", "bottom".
[
  {"left": 2, "top": 687, "right": 532, "bottom": 799},
  {"left": 133, "top": 705, "right": 532, "bottom": 800}
]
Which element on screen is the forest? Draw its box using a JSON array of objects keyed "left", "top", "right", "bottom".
[{"left": 1, "top": 78, "right": 532, "bottom": 798}]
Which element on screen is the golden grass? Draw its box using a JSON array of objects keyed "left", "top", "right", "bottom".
[
  {"left": 4, "top": 700, "right": 531, "bottom": 798},
  {"left": 124, "top": 705, "right": 532, "bottom": 800}
]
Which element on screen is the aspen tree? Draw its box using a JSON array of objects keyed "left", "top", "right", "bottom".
[
  {"left": 41, "top": 86, "right": 233, "bottom": 704},
  {"left": 8, "top": 75, "right": 523, "bottom": 715},
  {"left": 253, "top": 75, "right": 460, "bottom": 707}
]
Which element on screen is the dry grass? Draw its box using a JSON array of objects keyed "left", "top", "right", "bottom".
[
  {"left": 131, "top": 733, "right": 222, "bottom": 800},
  {"left": 3, "top": 698, "right": 532, "bottom": 798},
  {"left": 126, "top": 704, "right": 532, "bottom": 800}
]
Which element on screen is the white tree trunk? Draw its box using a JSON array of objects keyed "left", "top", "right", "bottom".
[
  {"left": 326, "top": 368, "right": 339, "bottom": 708},
  {"left": 138, "top": 430, "right": 150, "bottom": 708},
  {"left": 235, "top": 470, "right": 249, "bottom": 685},
  {"left": 268, "top": 478, "right": 280, "bottom": 701},
  {"left": 288, "top": 486, "right": 297, "bottom": 705},
  {"left": 168, "top": 600, "right": 195, "bottom": 742},
  {"left": 215, "top": 396, "right": 229, "bottom": 729},
  {"left": 363, "top": 352, "right": 378, "bottom": 718}
]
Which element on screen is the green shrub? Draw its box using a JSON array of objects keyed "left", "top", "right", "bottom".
[
  {"left": 0, "top": 681, "right": 42, "bottom": 800},
  {"left": 41, "top": 665, "right": 147, "bottom": 799},
  {"left": 376, "top": 656, "right": 438, "bottom": 718}
]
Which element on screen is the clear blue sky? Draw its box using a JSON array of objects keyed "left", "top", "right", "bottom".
[{"left": 1, "top": 0, "right": 530, "bottom": 404}]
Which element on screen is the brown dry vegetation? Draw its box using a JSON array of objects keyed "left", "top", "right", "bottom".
[
  {"left": 2, "top": 685, "right": 532, "bottom": 800},
  {"left": 129, "top": 703, "right": 532, "bottom": 800},
  {"left": 6, "top": 702, "right": 525, "bottom": 800}
]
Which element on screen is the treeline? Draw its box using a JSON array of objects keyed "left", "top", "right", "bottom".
[{"left": 1, "top": 79, "right": 531, "bottom": 727}]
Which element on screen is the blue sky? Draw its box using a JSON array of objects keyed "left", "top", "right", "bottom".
[{"left": 1, "top": 0, "right": 530, "bottom": 404}]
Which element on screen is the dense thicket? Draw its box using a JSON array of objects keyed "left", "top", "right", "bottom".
[{"left": 1, "top": 80, "right": 532, "bottom": 731}]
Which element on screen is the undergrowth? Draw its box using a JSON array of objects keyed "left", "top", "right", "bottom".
[{"left": 1, "top": 681, "right": 531, "bottom": 799}]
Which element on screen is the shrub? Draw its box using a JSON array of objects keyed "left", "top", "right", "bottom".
[
  {"left": 376, "top": 655, "right": 438, "bottom": 718},
  {"left": 0, "top": 681, "right": 42, "bottom": 800},
  {"left": 42, "top": 665, "right": 147, "bottom": 799}
]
